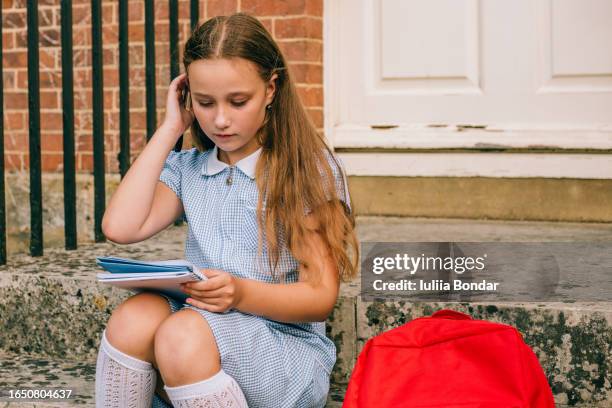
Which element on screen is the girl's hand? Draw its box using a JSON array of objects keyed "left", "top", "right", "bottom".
[
  {"left": 180, "top": 269, "right": 243, "bottom": 313},
  {"left": 161, "top": 72, "right": 194, "bottom": 138}
]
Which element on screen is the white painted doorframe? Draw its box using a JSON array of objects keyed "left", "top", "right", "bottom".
[{"left": 323, "top": 0, "right": 612, "bottom": 179}]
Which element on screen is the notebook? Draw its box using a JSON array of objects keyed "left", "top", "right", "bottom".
[{"left": 96, "top": 256, "right": 207, "bottom": 303}]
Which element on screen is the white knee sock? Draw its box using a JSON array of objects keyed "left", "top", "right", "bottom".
[
  {"left": 164, "top": 369, "right": 249, "bottom": 407},
  {"left": 95, "top": 329, "right": 157, "bottom": 408}
]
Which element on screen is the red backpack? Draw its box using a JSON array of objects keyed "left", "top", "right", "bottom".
[{"left": 342, "top": 309, "right": 555, "bottom": 408}]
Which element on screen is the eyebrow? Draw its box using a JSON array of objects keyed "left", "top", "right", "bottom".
[{"left": 192, "top": 91, "right": 251, "bottom": 98}]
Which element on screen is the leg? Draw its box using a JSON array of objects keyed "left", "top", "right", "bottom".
[
  {"left": 154, "top": 309, "right": 221, "bottom": 386},
  {"left": 105, "top": 292, "right": 172, "bottom": 365},
  {"left": 95, "top": 292, "right": 172, "bottom": 408},
  {"left": 154, "top": 309, "right": 248, "bottom": 407},
  {"left": 154, "top": 367, "right": 172, "bottom": 406}
]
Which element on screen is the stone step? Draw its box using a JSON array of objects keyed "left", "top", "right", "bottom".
[
  {"left": 0, "top": 351, "right": 345, "bottom": 407},
  {"left": 0, "top": 349, "right": 591, "bottom": 408},
  {"left": 3, "top": 265, "right": 609, "bottom": 407},
  {"left": 2, "top": 217, "right": 611, "bottom": 407},
  {"left": 0, "top": 351, "right": 94, "bottom": 407}
]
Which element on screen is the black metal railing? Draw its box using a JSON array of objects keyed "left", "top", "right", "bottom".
[
  {"left": 27, "top": 0, "right": 43, "bottom": 257},
  {"left": 61, "top": 0, "right": 77, "bottom": 251},
  {"left": 0, "top": 1, "right": 5, "bottom": 265},
  {"left": 0, "top": 0, "right": 199, "bottom": 265}
]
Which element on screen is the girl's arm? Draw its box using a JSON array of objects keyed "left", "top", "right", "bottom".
[
  {"left": 101, "top": 128, "right": 182, "bottom": 244},
  {"left": 234, "top": 215, "right": 341, "bottom": 323},
  {"left": 102, "top": 73, "right": 193, "bottom": 244}
]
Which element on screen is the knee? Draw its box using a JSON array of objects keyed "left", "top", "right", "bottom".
[
  {"left": 105, "top": 292, "right": 171, "bottom": 357},
  {"left": 154, "top": 309, "right": 220, "bottom": 369}
]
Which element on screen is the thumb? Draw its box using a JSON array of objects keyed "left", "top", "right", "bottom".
[{"left": 201, "top": 268, "right": 223, "bottom": 279}]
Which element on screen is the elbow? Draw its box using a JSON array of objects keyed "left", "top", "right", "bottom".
[
  {"left": 105, "top": 235, "right": 132, "bottom": 245},
  {"left": 306, "top": 281, "right": 339, "bottom": 322},
  {"left": 319, "top": 303, "right": 336, "bottom": 322},
  {"left": 101, "top": 216, "right": 113, "bottom": 239},
  {"left": 101, "top": 217, "right": 134, "bottom": 245},
  {"left": 311, "top": 308, "right": 333, "bottom": 323},
  {"left": 101, "top": 226, "right": 124, "bottom": 244},
  {"left": 316, "top": 292, "right": 339, "bottom": 322}
]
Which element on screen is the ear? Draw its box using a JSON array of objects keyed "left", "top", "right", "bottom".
[{"left": 265, "top": 73, "right": 278, "bottom": 106}]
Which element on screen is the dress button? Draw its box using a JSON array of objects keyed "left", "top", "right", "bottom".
[{"left": 226, "top": 166, "right": 234, "bottom": 185}]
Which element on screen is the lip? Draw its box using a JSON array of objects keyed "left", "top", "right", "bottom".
[{"left": 214, "top": 134, "right": 235, "bottom": 138}]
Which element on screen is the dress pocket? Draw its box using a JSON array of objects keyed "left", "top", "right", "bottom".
[{"left": 237, "top": 200, "right": 261, "bottom": 250}]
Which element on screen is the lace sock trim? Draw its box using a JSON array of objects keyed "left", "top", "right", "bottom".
[{"left": 164, "top": 369, "right": 249, "bottom": 408}]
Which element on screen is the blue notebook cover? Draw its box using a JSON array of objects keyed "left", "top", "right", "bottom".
[
  {"left": 96, "top": 256, "right": 194, "bottom": 273},
  {"left": 96, "top": 256, "right": 205, "bottom": 302}
]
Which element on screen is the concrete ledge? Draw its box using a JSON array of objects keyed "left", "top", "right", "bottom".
[
  {"left": 2, "top": 173, "right": 121, "bottom": 255},
  {"left": 2, "top": 254, "right": 609, "bottom": 406},
  {"left": 348, "top": 176, "right": 612, "bottom": 222},
  {"left": 2, "top": 218, "right": 611, "bottom": 407},
  {"left": 0, "top": 351, "right": 344, "bottom": 407},
  {"left": 0, "top": 227, "right": 185, "bottom": 360},
  {"left": 0, "top": 351, "right": 94, "bottom": 406},
  {"left": 3, "top": 173, "right": 611, "bottom": 257}
]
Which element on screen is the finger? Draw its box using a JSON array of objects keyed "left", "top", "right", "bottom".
[
  {"left": 182, "top": 280, "right": 225, "bottom": 296},
  {"left": 201, "top": 268, "right": 226, "bottom": 279},
  {"left": 196, "top": 277, "right": 227, "bottom": 291},
  {"left": 177, "top": 74, "right": 188, "bottom": 89},
  {"left": 185, "top": 297, "right": 210, "bottom": 310},
  {"left": 191, "top": 295, "right": 223, "bottom": 306},
  {"left": 170, "top": 73, "right": 187, "bottom": 91},
  {"left": 181, "top": 280, "right": 213, "bottom": 293},
  {"left": 172, "top": 72, "right": 187, "bottom": 82},
  {"left": 184, "top": 287, "right": 225, "bottom": 299},
  {"left": 186, "top": 297, "right": 224, "bottom": 312}
]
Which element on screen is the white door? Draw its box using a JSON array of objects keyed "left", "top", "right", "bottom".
[{"left": 324, "top": 0, "right": 612, "bottom": 179}]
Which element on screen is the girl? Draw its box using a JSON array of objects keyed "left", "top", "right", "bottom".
[{"left": 95, "top": 12, "right": 358, "bottom": 408}]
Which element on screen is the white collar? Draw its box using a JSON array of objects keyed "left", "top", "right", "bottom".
[{"left": 202, "top": 145, "right": 262, "bottom": 179}]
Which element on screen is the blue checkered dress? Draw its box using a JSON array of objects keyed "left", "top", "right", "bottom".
[{"left": 151, "top": 145, "right": 350, "bottom": 408}]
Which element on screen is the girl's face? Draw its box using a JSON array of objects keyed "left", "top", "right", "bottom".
[{"left": 186, "top": 57, "right": 276, "bottom": 163}]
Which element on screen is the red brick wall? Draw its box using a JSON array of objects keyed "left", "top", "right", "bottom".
[{"left": 1, "top": 0, "right": 323, "bottom": 172}]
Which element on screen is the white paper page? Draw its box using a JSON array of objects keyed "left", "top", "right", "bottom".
[
  {"left": 100, "top": 274, "right": 197, "bottom": 288},
  {"left": 97, "top": 271, "right": 196, "bottom": 281}
]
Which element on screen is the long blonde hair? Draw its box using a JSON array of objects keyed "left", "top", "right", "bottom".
[{"left": 183, "top": 13, "right": 359, "bottom": 283}]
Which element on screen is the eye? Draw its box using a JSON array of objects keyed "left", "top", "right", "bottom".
[
  {"left": 232, "top": 100, "right": 247, "bottom": 107},
  {"left": 198, "top": 101, "right": 213, "bottom": 107}
]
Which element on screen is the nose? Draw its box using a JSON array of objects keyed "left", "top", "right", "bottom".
[{"left": 214, "top": 105, "right": 231, "bottom": 129}]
